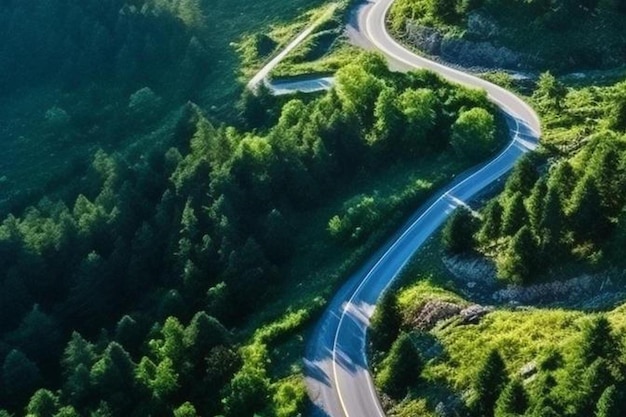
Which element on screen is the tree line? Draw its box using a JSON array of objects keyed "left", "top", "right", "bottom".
[{"left": 444, "top": 74, "right": 626, "bottom": 284}]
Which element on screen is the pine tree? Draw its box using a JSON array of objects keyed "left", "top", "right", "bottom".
[
  {"left": 505, "top": 156, "right": 538, "bottom": 196},
  {"left": 539, "top": 187, "right": 564, "bottom": 252},
  {"left": 184, "top": 312, "right": 230, "bottom": 364},
  {"left": 495, "top": 379, "right": 528, "bottom": 417},
  {"left": 502, "top": 193, "right": 527, "bottom": 236},
  {"left": 580, "top": 316, "right": 618, "bottom": 365},
  {"left": 497, "top": 226, "right": 538, "bottom": 284},
  {"left": 548, "top": 160, "right": 577, "bottom": 202},
  {"left": 26, "top": 388, "right": 59, "bottom": 417},
  {"left": 576, "top": 359, "right": 614, "bottom": 417},
  {"left": 596, "top": 385, "right": 622, "bottom": 417},
  {"left": 442, "top": 206, "right": 478, "bottom": 253},
  {"left": 527, "top": 177, "right": 548, "bottom": 235},
  {"left": 2, "top": 349, "right": 42, "bottom": 408},
  {"left": 568, "top": 175, "right": 610, "bottom": 241},
  {"left": 478, "top": 199, "right": 504, "bottom": 243},
  {"left": 470, "top": 349, "right": 508, "bottom": 417},
  {"left": 378, "top": 333, "right": 423, "bottom": 398},
  {"left": 370, "top": 291, "right": 402, "bottom": 353}
]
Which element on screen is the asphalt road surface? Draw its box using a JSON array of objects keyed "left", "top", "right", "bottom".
[{"left": 304, "top": 0, "right": 541, "bottom": 416}]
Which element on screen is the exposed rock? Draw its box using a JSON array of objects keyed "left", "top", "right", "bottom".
[
  {"left": 492, "top": 274, "right": 613, "bottom": 306},
  {"left": 404, "top": 22, "right": 538, "bottom": 70},
  {"left": 459, "top": 304, "right": 493, "bottom": 325},
  {"left": 519, "top": 361, "right": 537, "bottom": 378},
  {"left": 411, "top": 300, "right": 463, "bottom": 330},
  {"left": 443, "top": 255, "right": 497, "bottom": 285}
]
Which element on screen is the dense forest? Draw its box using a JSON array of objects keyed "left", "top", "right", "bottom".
[
  {"left": 444, "top": 73, "right": 626, "bottom": 284},
  {"left": 0, "top": 45, "right": 502, "bottom": 415}
]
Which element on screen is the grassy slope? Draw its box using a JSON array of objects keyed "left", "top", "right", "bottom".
[{"left": 382, "top": 229, "right": 626, "bottom": 416}]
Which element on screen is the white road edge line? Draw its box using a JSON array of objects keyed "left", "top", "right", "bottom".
[{"left": 330, "top": 0, "right": 538, "bottom": 416}]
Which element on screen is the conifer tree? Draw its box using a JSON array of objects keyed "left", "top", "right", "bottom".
[
  {"left": 497, "top": 226, "right": 538, "bottom": 283},
  {"left": 478, "top": 199, "right": 504, "bottom": 243},
  {"left": 495, "top": 379, "right": 528, "bottom": 417},
  {"left": 505, "top": 156, "right": 538, "bottom": 196},
  {"left": 568, "top": 175, "right": 609, "bottom": 241},
  {"left": 470, "top": 349, "right": 508, "bottom": 417},
  {"left": 378, "top": 333, "right": 423, "bottom": 398},
  {"left": 370, "top": 291, "right": 402, "bottom": 353},
  {"left": 502, "top": 193, "right": 527, "bottom": 236},
  {"left": 596, "top": 385, "right": 621, "bottom": 417},
  {"left": 442, "top": 206, "right": 478, "bottom": 253},
  {"left": 539, "top": 187, "right": 564, "bottom": 252}
]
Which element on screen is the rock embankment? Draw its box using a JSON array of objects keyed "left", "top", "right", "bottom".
[
  {"left": 443, "top": 254, "right": 626, "bottom": 309},
  {"left": 403, "top": 11, "right": 539, "bottom": 70}
]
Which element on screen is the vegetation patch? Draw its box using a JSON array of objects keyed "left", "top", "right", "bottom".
[
  {"left": 0, "top": 53, "right": 507, "bottom": 416},
  {"left": 388, "top": 0, "right": 626, "bottom": 72},
  {"left": 370, "top": 52, "right": 626, "bottom": 417}
]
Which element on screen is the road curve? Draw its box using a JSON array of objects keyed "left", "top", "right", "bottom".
[{"left": 304, "top": 1, "right": 541, "bottom": 417}]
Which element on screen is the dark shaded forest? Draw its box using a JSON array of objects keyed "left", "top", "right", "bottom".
[{"left": 0, "top": 0, "right": 209, "bottom": 96}]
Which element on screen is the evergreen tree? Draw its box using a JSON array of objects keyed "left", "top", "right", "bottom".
[
  {"left": 370, "top": 291, "right": 402, "bottom": 353},
  {"left": 568, "top": 175, "right": 609, "bottom": 241},
  {"left": 527, "top": 177, "right": 548, "bottom": 235},
  {"left": 590, "top": 144, "right": 624, "bottom": 217},
  {"left": 478, "top": 199, "right": 504, "bottom": 243},
  {"left": 494, "top": 379, "right": 528, "bottom": 417},
  {"left": 184, "top": 312, "right": 230, "bottom": 364},
  {"left": 539, "top": 187, "right": 564, "bottom": 252},
  {"left": 596, "top": 385, "right": 622, "bottom": 417},
  {"left": 502, "top": 193, "right": 527, "bottom": 236},
  {"left": 442, "top": 206, "right": 478, "bottom": 253},
  {"left": 505, "top": 156, "right": 538, "bottom": 197},
  {"left": 174, "top": 402, "right": 198, "bottom": 417},
  {"left": 470, "top": 349, "right": 508, "bottom": 417},
  {"left": 576, "top": 359, "right": 614, "bottom": 417},
  {"left": 533, "top": 72, "right": 567, "bottom": 111},
  {"left": 90, "top": 342, "right": 135, "bottom": 413},
  {"left": 2, "top": 349, "right": 42, "bottom": 408},
  {"left": 579, "top": 316, "right": 618, "bottom": 365},
  {"left": 378, "top": 333, "right": 423, "bottom": 398},
  {"left": 26, "top": 389, "right": 59, "bottom": 417},
  {"left": 548, "top": 160, "right": 577, "bottom": 203},
  {"left": 497, "top": 226, "right": 538, "bottom": 283}
]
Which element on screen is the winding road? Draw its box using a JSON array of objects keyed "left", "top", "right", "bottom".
[{"left": 304, "top": 0, "right": 541, "bottom": 416}]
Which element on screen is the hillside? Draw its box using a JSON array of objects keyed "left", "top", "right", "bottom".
[
  {"left": 0, "top": 50, "right": 507, "bottom": 416},
  {"left": 387, "top": 0, "right": 626, "bottom": 72},
  {"left": 0, "top": 0, "right": 328, "bottom": 215},
  {"left": 370, "top": 62, "right": 626, "bottom": 417}
]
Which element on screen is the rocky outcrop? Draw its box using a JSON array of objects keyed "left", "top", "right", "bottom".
[
  {"left": 403, "top": 12, "right": 539, "bottom": 70},
  {"left": 410, "top": 300, "right": 464, "bottom": 330}
]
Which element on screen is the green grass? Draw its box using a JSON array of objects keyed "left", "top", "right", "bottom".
[
  {"left": 235, "top": 0, "right": 362, "bottom": 81},
  {"left": 382, "top": 224, "right": 626, "bottom": 416},
  {"left": 197, "top": 0, "right": 333, "bottom": 110},
  {"left": 237, "top": 151, "right": 488, "bottom": 387}
]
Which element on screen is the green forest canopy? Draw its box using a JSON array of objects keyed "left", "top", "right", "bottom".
[{"left": 0, "top": 52, "right": 501, "bottom": 416}]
